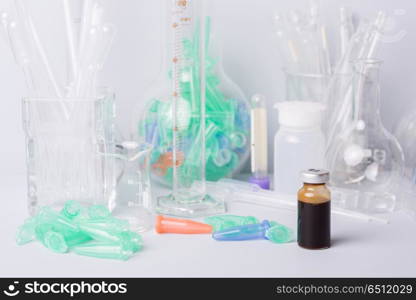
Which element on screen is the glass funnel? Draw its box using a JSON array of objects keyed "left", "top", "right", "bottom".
[
  {"left": 133, "top": 0, "right": 250, "bottom": 188},
  {"left": 328, "top": 59, "right": 404, "bottom": 213}
]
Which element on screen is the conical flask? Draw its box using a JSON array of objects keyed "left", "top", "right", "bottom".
[
  {"left": 328, "top": 59, "right": 404, "bottom": 213},
  {"left": 133, "top": 0, "right": 250, "bottom": 189}
]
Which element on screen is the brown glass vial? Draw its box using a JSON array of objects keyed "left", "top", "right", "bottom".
[{"left": 298, "top": 169, "right": 331, "bottom": 250}]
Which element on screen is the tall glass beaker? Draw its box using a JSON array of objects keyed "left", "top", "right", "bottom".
[
  {"left": 328, "top": 59, "right": 404, "bottom": 213},
  {"left": 148, "top": 0, "right": 226, "bottom": 217},
  {"left": 22, "top": 95, "right": 118, "bottom": 215}
]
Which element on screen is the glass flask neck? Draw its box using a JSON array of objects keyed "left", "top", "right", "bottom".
[{"left": 352, "top": 60, "right": 383, "bottom": 126}]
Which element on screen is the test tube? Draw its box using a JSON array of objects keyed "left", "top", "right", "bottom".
[{"left": 249, "top": 95, "right": 270, "bottom": 189}]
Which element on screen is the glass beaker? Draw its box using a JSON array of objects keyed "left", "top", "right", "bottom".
[
  {"left": 134, "top": 0, "right": 250, "bottom": 187},
  {"left": 22, "top": 96, "right": 118, "bottom": 215},
  {"left": 324, "top": 72, "right": 354, "bottom": 149},
  {"left": 111, "top": 142, "right": 153, "bottom": 233},
  {"left": 327, "top": 59, "right": 404, "bottom": 213}
]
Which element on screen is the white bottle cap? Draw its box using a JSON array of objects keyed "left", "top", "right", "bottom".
[{"left": 275, "top": 101, "right": 325, "bottom": 129}]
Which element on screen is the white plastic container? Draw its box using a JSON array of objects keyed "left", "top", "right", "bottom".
[{"left": 274, "top": 101, "right": 326, "bottom": 195}]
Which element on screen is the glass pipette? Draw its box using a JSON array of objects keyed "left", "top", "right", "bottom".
[
  {"left": 339, "top": 7, "right": 354, "bottom": 58},
  {"left": 63, "top": 0, "right": 79, "bottom": 82},
  {"left": 4, "top": 20, "right": 37, "bottom": 96},
  {"left": 15, "top": 0, "right": 64, "bottom": 99},
  {"left": 217, "top": 179, "right": 389, "bottom": 224},
  {"left": 0, "top": 12, "right": 9, "bottom": 43}
]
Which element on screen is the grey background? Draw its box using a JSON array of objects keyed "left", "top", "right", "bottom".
[{"left": 0, "top": 0, "right": 414, "bottom": 177}]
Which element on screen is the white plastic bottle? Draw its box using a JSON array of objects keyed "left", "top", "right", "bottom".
[{"left": 274, "top": 101, "right": 326, "bottom": 195}]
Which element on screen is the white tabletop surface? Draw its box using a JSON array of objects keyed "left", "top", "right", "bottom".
[{"left": 1, "top": 174, "right": 416, "bottom": 278}]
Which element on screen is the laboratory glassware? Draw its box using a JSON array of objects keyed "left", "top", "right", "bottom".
[
  {"left": 134, "top": 0, "right": 250, "bottom": 187},
  {"left": 111, "top": 142, "right": 153, "bottom": 233},
  {"left": 284, "top": 71, "right": 330, "bottom": 104},
  {"left": 274, "top": 101, "right": 326, "bottom": 194},
  {"left": 327, "top": 59, "right": 404, "bottom": 213},
  {"left": 249, "top": 94, "right": 270, "bottom": 189},
  {"left": 22, "top": 95, "right": 118, "bottom": 215},
  {"left": 339, "top": 7, "right": 355, "bottom": 59},
  {"left": 274, "top": 1, "right": 331, "bottom": 76},
  {"left": 298, "top": 169, "right": 331, "bottom": 250},
  {"left": 394, "top": 111, "right": 416, "bottom": 217},
  {"left": 394, "top": 110, "right": 416, "bottom": 184},
  {"left": 144, "top": 0, "right": 226, "bottom": 217},
  {"left": 325, "top": 13, "right": 387, "bottom": 148},
  {"left": 215, "top": 179, "right": 389, "bottom": 224}
]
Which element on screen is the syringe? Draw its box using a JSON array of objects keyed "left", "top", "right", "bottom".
[{"left": 249, "top": 94, "right": 270, "bottom": 190}]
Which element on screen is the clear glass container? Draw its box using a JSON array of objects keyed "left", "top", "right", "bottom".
[
  {"left": 395, "top": 110, "right": 416, "bottom": 184},
  {"left": 135, "top": 0, "right": 242, "bottom": 217},
  {"left": 133, "top": 0, "right": 250, "bottom": 188},
  {"left": 22, "top": 95, "right": 118, "bottom": 215},
  {"left": 274, "top": 102, "right": 326, "bottom": 195},
  {"left": 327, "top": 59, "right": 404, "bottom": 213},
  {"left": 111, "top": 142, "right": 153, "bottom": 233},
  {"left": 324, "top": 72, "right": 354, "bottom": 146},
  {"left": 394, "top": 111, "right": 416, "bottom": 218}
]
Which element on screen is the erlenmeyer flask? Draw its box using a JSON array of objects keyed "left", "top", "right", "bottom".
[
  {"left": 328, "top": 59, "right": 404, "bottom": 213},
  {"left": 133, "top": 0, "right": 250, "bottom": 188}
]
